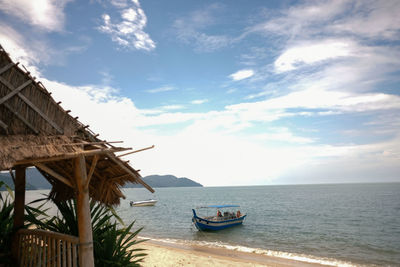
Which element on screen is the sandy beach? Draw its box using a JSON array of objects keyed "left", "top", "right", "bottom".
[{"left": 140, "top": 239, "right": 324, "bottom": 267}]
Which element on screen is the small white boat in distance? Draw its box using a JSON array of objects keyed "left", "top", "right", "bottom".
[{"left": 130, "top": 199, "right": 157, "bottom": 207}]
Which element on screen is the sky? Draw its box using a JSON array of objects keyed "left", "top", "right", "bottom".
[{"left": 0, "top": 0, "right": 399, "bottom": 186}]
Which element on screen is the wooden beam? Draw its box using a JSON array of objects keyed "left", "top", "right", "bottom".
[
  {"left": 3, "top": 102, "right": 39, "bottom": 134},
  {"left": 34, "top": 163, "right": 73, "bottom": 188},
  {"left": 8, "top": 169, "right": 15, "bottom": 184},
  {"left": 15, "top": 147, "right": 131, "bottom": 165},
  {"left": 0, "top": 119, "right": 8, "bottom": 132},
  {"left": 85, "top": 155, "right": 98, "bottom": 188},
  {"left": 74, "top": 155, "right": 94, "bottom": 267},
  {"left": 30, "top": 140, "right": 124, "bottom": 148},
  {"left": 0, "top": 80, "right": 32, "bottom": 105},
  {"left": 0, "top": 76, "right": 64, "bottom": 134},
  {"left": 108, "top": 154, "right": 155, "bottom": 193},
  {"left": 117, "top": 145, "right": 155, "bottom": 158},
  {"left": 12, "top": 166, "right": 26, "bottom": 259},
  {"left": 0, "top": 62, "right": 14, "bottom": 75}
]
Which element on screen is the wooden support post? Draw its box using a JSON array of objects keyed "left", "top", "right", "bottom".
[
  {"left": 74, "top": 155, "right": 94, "bottom": 267},
  {"left": 12, "top": 166, "right": 26, "bottom": 259},
  {"left": 13, "top": 166, "right": 26, "bottom": 230}
]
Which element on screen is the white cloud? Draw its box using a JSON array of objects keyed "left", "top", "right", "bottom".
[
  {"left": 146, "top": 86, "right": 175, "bottom": 93},
  {"left": 121, "top": 8, "right": 138, "bottom": 21},
  {"left": 227, "top": 89, "right": 400, "bottom": 118},
  {"left": 280, "top": 135, "right": 400, "bottom": 184},
  {"left": 0, "top": 0, "right": 71, "bottom": 32},
  {"left": 2, "top": 0, "right": 400, "bottom": 186},
  {"left": 161, "top": 105, "right": 185, "bottom": 110},
  {"left": 243, "top": 0, "right": 400, "bottom": 118},
  {"left": 173, "top": 19, "right": 231, "bottom": 52},
  {"left": 251, "top": 0, "right": 400, "bottom": 41},
  {"left": 98, "top": 0, "right": 155, "bottom": 51},
  {"left": 0, "top": 24, "right": 45, "bottom": 77},
  {"left": 253, "top": 128, "right": 314, "bottom": 144},
  {"left": 229, "top": 69, "right": 254, "bottom": 81},
  {"left": 0, "top": 23, "right": 90, "bottom": 75},
  {"left": 191, "top": 99, "right": 208, "bottom": 104},
  {"left": 110, "top": 0, "right": 129, "bottom": 9},
  {"left": 245, "top": 90, "right": 273, "bottom": 100},
  {"left": 40, "top": 79, "right": 400, "bottom": 186},
  {"left": 250, "top": 0, "right": 350, "bottom": 38},
  {"left": 329, "top": 0, "right": 400, "bottom": 39},
  {"left": 29, "top": 74, "right": 308, "bottom": 186},
  {"left": 15, "top": 71, "right": 400, "bottom": 186},
  {"left": 274, "top": 40, "right": 353, "bottom": 72},
  {"left": 172, "top": 4, "right": 235, "bottom": 52}
]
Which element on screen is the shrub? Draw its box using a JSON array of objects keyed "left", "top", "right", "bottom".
[
  {"left": 0, "top": 181, "right": 14, "bottom": 265},
  {"left": 39, "top": 198, "right": 147, "bottom": 266},
  {"left": 0, "top": 182, "right": 48, "bottom": 266}
]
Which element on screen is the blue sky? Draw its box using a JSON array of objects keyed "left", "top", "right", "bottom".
[{"left": 1, "top": 0, "right": 399, "bottom": 186}]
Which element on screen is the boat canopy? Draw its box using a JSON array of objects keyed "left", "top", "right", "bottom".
[{"left": 198, "top": 205, "right": 240, "bottom": 208}]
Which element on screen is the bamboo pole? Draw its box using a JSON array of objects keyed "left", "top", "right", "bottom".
[
  {"left": 35, "top": 163, "right": 73, "bottom": 188},
  {"left": 117, "top": 145, "right": 155, "bottom": 158},
  {"left": 0, "top": 119, "right": 8, "bottom": 132},
  {"left": 12, "top": 166, "right": 26, "bottom": 260},
  {"left": 14, "top": 166, "right": 26, "bottom": 226},
  {"left": 74, "top": 155, "right": 94, "bottom": 267},
  {"left": 108, "top": 154, "right": 155, "bottom": 193},
  {"left": 85, "top": 155, "right": 98, "bottom": 188},
  {"left": 29, "top": 140, "right": 123, "bottom": 148},
  {"left": 15, "top": 146, "right": 131, "bottom": 165}
]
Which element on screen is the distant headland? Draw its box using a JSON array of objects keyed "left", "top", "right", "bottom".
[
  {"left": 0, "top": 168, "right": 202, "bottom": 190},
  {"left": 124, "top": 174, "right": 203, "bottom": 188}
]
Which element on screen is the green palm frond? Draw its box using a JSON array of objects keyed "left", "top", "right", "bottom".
[{"left": 36, "top": 197, "right": 147, "bottom": 266}]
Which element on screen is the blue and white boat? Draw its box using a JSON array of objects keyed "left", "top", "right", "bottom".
[{"left": 192, "top": 205, "right": 246, "bottom": 231}]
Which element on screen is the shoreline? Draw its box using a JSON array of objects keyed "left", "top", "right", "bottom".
[{"left": 139, "top": 238, "right": 327, "bottom": 267}]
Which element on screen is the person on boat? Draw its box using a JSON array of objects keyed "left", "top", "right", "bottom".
[
  {"left": 217, "top": 210, "right": 222, "bottom": 217},
  {"left": 236, "top": 210, "right": 241, "bottom": 218}
]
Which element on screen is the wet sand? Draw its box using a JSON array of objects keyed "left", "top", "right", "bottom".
[{"left": 140, "top": 239, "right": 325, "bottom": 267}]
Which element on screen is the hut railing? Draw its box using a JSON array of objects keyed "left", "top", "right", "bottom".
[{"left": 17, "top": 228, "right": 79, "bottom": 267}]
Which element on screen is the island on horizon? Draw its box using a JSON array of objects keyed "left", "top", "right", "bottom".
[
  {"left": 125, "top": 174, "right": 203, "bottom": 188},
  {"left": 0, "top": 169, "right": 203, "bottom": 190}
]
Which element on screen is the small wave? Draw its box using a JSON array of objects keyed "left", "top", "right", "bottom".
[{"left": 138, "top": 236, "right": 367, "bottom": 267}]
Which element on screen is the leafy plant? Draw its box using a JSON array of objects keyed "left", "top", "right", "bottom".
[
  {"left": 94, "top": 221, "right": 147, "bottom": 267},
  {"left": 1, "top": 183, "right": 146, "bottom": 266},
  {"left": 0, "top": 182, "right": 49, "bottom": 266},
  {"left": 40, "top": 198, "right": 147, "bottom": 266},
  {"left": 0, "top": 181, "right": 14, "bottom": 265}
]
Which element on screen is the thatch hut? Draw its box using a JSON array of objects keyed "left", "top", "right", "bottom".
[{"left": 0, "top": 44, "right": 154, "bottom": 266}]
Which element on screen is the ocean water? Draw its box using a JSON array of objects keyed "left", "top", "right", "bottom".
[
  {"left": 23, "top": 183, "right": 400, "bottom": 266},
  {"left": 115, "top": 183, "right": 400, "bottom": 266}
]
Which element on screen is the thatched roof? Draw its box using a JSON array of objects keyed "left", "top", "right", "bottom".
[{"left": 0, "top": 44, "right": 154, "bottom": 205}]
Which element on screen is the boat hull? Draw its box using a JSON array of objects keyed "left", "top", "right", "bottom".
[
  {"left": 130, "top": 200, "right": 157, "bottom": 207},
  {"left": 192, "top": 212, "right": 246, "bottom": 231}
]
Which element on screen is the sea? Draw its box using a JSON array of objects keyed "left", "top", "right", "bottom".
[{"left": 26, "top": 183, "right": 400, "bottom": 266}]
